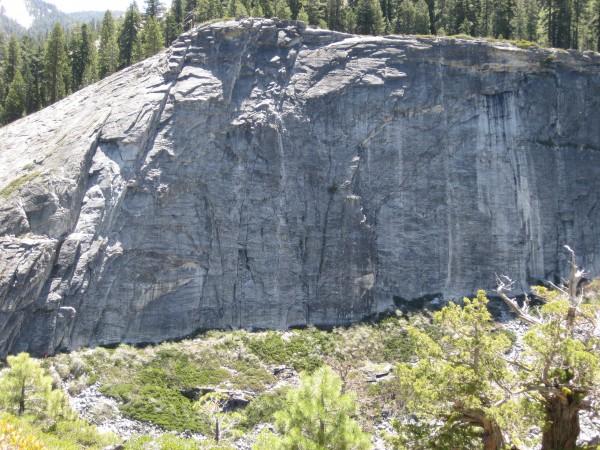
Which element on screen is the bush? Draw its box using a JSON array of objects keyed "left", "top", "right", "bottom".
[
  {"left": 238, "top": 389, "right": 288, "bottom": 431},
  {"left": 120, "top": 386, "right": 205, "bottom": 432},
  {"left": 245, "top": 328, "right": 336, "bottom": 372}
]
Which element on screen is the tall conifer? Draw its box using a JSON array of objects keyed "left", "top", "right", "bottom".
[
  {"left": 99, "top": 10, "right": 119, "bottom": 79},
  {"left": 119, "top": 2, "right": 142, "bottom": 68},
  {"left": 43, "top": 23, "right": 69, "bottom": 104}
]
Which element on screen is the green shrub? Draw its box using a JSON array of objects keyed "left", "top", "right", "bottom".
[
  {"left": 245, "top": 328, "right": 336, "bottom": 372},
  {"left": 245, "top": 332, "right": 289, "bottom": 365},
  {"left": 228, "top": 361, "right": 274, "bottom": 391},
  {"left": 238, "top": 389, "right": 288, "bottom": 431},
  {"left": 381, "top": 330, "right": 414, "bottom": 361},
  {"left": 99, "top": 383, "right": 137, "bottom": 403},
  {"left": 120, "top": 386, "right": 205, "bottom": 432}
]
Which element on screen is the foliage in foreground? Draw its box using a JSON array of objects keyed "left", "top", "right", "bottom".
[
  {"left": 0, "top": 352, "right": 74, "bottom": 420},
  {"left": 497, "top": 246, "right": 600, "bottom": 450},
  {"left": 254, "top": 365, "right": 371, "bottom": 449},
  {"left": 393, "top": 291, "right": 523, "bottom": 450}
]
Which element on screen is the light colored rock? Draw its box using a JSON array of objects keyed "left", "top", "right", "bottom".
[{"left": 0, "top": 19, "right": 599, "bottom": 357}]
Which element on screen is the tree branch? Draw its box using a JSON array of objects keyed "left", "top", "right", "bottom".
[{"left": 495, "top": 275, "right": 542, "bottom": 326}]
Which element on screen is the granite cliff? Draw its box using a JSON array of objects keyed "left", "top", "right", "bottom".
[{"left": 1, "top": 19, "right": 599, "bottom": 357}]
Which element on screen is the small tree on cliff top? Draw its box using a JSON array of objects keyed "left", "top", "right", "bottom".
[
  {"left": 392, "top": 291, "right": 524, "bottom": 450},
  {"left": 496, "top": 245, "right": 600, "bottom": 450}
]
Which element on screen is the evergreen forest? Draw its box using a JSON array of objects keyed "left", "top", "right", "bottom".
[{"left": 0, "top": 0, "right": 599, "bottom": 126}]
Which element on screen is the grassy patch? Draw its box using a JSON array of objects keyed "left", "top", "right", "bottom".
[
  {"left": 512, "top": 39, "right": 539, "bottom": 48},
  {"left": 0, "top": 171, "right": 42, "bottom": 198},
  {"left": 124, "top": 433, "right": 236, "bottom": 449}
]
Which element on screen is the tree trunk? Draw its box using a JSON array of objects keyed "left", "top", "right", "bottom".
[
  {"left": 541, "top": 395, "right": 580, "bottom": 450},
  {"left": 215, "top": 417, "right": 220, "bottom": 443},
  {"left": 482, "top": 418, "right": 506, "bottom": 450},
  {"left": 18, "top": 380, "right": 25, "bottom": 415}
]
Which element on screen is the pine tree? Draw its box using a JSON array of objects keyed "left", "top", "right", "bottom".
[
  {"left": 195, "top": 392, "right": 242, "bottom": 444},
  {"left": 480, "top": 0, "right": 492, "bottom": 34},
  {"left": 145, "top": 0, "right": 164, "bottom": 18},
  {"left": 593, "top": 0, "right": 600, "bottom": 50},
  {"left": 226, "top": 0, "right": 249, "bottom": 18},
  {"left": 172, "top": 0, "right": 186, "bottom": 30},
  {"left": 395, "top": 0, "right": 416, "bottom": 33},
  {"left": 99, "top": 10, "right": 119, "bottom": 79},
  {"left": 297, "top": 5, "right": 310, "bottom": 21},
  {"left": 210, "top": 0, "right": 225, "bottom": 20},
  {"left": 571, "top": 0, "right": 587, "bottom": 47},
  {"left": 143, "top": 17, "right": 164, "bottom": 57},
  {"left": 0, "top": 30, "right": 7, "bottom": 68},
  {"left": 327, "top": 0, "right": 346, "bottom": 30},
  {"left": 287, "top": 0, "right": 303, "bottom": 19},
  {"left": 43, "top": 23, "right": 69, "bottom": 105},
  {"left": 2, "top": 69, "right": 26, "bottom": 123},
  {"left": 253, "top": 366, "right": 372, "bottom": 449},
  {"left": 185, "top": 0, "right": 199, "bottom": 29},
  {"left": 164, "top": 11, "right": 180, "bottom": 45},
  {"left": 452, "top": 0, "right": 479, "bottom": 35},
  {"left": 260, "top": 0, "right": 275, "bottom": 17},
  {"left": 305, "top": 0, "right": 324, "bottom": 25},
  {"left": 414, "top": 0, "right": 432, "bottom": 33},
  {"left": 492, "top": 0, "right": 516, "bottom": 38},
  {"left": 132, "top": 34, "right": 145, "bottom": 64},
  {"left": 20, "top": 35, "right": 43, "bottom": 114},
  {"left": 541, "top": 0, "right": 573, "bottom": 47},
  {"left": 70, "top": 23, "right": 96, "bottom": 91},
  {"left": 119, "top": 2, "right": 142, "bottom": 68},
  {"left": 0, "top": 353, "right": 74, "bottom": 420},
  {"left": 434, "top": 0, "right": 455, "bottom": 34},
  {"left": 356, "top": 0, "right": 385, "bottom": 34},
  {"left": 273, "top": 0, "right": 293, "bottom": 17},
  {"left": 5, "top": 34, "right": 21, "bottom": 85}
]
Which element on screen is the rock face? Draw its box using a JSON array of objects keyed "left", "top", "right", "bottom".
[{"left": 1, "top": 20, "right": 599, "bottom": 356}]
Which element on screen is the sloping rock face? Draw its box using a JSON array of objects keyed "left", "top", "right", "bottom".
[{"left": 1, "top": 20, "right": 599, "bottom": 356}]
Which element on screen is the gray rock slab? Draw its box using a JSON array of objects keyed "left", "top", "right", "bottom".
[{"left": 0, "top": 19, "right": 599, "bottom": 356}]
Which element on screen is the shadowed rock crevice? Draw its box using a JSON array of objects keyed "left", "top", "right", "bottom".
[{"left": 0, "top": 19, "right": 599, "bottom": 356}]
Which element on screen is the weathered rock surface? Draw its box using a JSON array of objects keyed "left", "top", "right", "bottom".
[{"left": 1, "top": 19, "right": 599, "bottom": 356}]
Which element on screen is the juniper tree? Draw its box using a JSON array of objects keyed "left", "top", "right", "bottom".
[
  {"left": 393, "top": 291, "right": 522, "bottom": 450},
  {"left": 496, "top": 246, "right": 600, "bottom": 450}
]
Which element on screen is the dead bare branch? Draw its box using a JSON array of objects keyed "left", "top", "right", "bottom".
[{"left": 495, "top": 275, "right": 542, "bottom": 326}]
